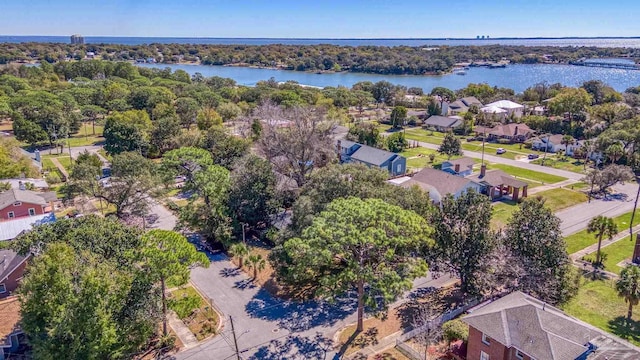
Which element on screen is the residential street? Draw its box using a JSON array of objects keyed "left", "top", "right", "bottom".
[
  {"left": 410, "top": 139, "right": 585, "bottom": 181},
  {"left": 174, "top": 248, "right": 455, "bottom": 360}
]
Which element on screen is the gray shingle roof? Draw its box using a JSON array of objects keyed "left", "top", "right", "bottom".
[
  {"left": 350, "top": 145, "right": 398, "bottom": 166},
  {"left": 404, "top": 168, "right": 478, "bottom": 197},
  {"left": 0, "top": 250, "right": 26, "bottom": 283},
  {"left": 443, "top": 157, "right": 476, "bottom": 170},
  {"left": 463, "top": 291, "right": 598, "bottom": 360},
  {"left": 423, "top": 116, "right": 463, "bottom": 128},
  {"left": 467, "top": 169, "right": 528, "bottom": 188},
  {"left": 0, "top": 189, "right": 49, "bottom": 210}
]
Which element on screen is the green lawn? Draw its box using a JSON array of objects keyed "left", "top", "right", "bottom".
[
  {"left": 599, "top": 236, "right": 636, "bottom": 275},
  {"left": 400, "top": 146, "right": 469, "bottom": 170},
  {"left": 535, "top": 188, "right": 588, "bottom": 212},
  {"left": 491, "top": 201, "right": 519, "bottom": 231},
  {"left": 565, "top": 211, "right": 640, "bottom": 254},
  {"left": 488, "top": 163, "right": 567, "bottom": 185},
  {"left": 562, "top": 278, "right": 640, "bottom": 347},
  {"left": 490, "top": 189, "right": 586, "bottom": 231},
  {"left": 530, "top": 157, "right": 587, "bottom": 174},
  {"left": 66, "top": 123, "right": 105, "bottom": 147}
]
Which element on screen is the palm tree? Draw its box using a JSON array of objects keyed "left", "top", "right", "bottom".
[
  {"left": 587, "top": 216, "right": 618, "bottom": 267},
  {"left": 606, "top": 142, "right": 625, "bottom": 164},
  {"left": 616, "top": 265, "right": 640, "bottom": 323},
  {"left": 561, "top": 135, "right": 573, "bottom": 159},
  {"left": 246, "top": 254, "right": 266, "bottom": 279},
  {"left": 229, "top": 243, "right": 249, "bottom": 268}
]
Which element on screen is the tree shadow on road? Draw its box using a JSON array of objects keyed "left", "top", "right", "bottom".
[
  {"left": 220, "top": 267, "right": 241, "bottom": 277},
  {"left": 234, "top": 279, "right": 257, "bottom": 290},
  {"left": 247, "top": 333, "right": 334, "bottom": 360},
  {"left": 245, "top": 287, "right": 357, "bottom": 332}
]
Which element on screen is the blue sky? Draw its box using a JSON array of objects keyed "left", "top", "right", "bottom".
[{"left": 1, "top": 0, "right": 639, "bottom": 38}]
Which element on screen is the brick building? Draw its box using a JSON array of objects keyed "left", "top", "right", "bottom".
[{"left": 463, "top": 291, "right": 640, "bottom": 360}]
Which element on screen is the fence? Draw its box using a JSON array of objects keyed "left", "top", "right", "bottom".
[{"left": 395, "top": 299, "right": 481, "bottom": 360}]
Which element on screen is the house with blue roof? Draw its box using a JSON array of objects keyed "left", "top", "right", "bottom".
[{"left": 338, "top": 140, "right": 406, "bottom": 176}]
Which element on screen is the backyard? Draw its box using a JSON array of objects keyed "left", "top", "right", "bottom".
[{"left": 562, "top": 278, "right": 640, "bottom": 347}]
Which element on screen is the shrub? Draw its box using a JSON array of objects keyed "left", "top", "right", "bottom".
[
  {"left": 498, "top": 138, "right": 512, "bottom": 144},
  {"left": 442, "top": 319, "right": 469, "bottom": 344},
  {"left": 45, "top": 172, "right": 62, "bottom": 184},
  {"left": 168, "top": 294, "right": 201, "bottom": 319}
]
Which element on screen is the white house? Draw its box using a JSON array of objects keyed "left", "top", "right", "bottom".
[
  {"left": 531, "top": 134, "right": 582, "bottom": 155},
  {"left": 483, "top": 100, "right": 525, "bottom": 118}
]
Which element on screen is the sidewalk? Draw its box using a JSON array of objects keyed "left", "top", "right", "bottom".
[
  {"left": 570, "top": 224, "right": 640, "bottom": 261},
  {"left": 49, "top": 157, "right": 69, "bottom": 179},
  {"left": 168, "top": 310, "right": 199, "bottom": 349}
]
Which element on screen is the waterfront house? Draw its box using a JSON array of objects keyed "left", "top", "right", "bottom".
[
  {"left": 474, "top": 123, "right": 533, "bottom": 143},
  {"left": 0, "top": 250, "right": 28, "bottom": 299},
  {"left": 463, "top": 291, "right": 640, "bottom": 360},
  {"left": 0, "top": 189, "right": 57, "bottom": 221},
  {"left": 338, "top": 140, "right": 406, "bottom": 176},
  {"left": 483, "top": 100, "right": 525, "bottom": 118},
  {"left": 422, "top": 115, "right": 463, "bottom": 132},
  {"left": 400, "top": 168, "right": 482, "bottom": 204},
  {"left": 0, "top": 296, "right": 23, "bottom": 360},
  {"left": 441, "top": 157, "right": 476, "bottom": 176},
  {"left": 446, "top": 97, "right": 483, "bottom": 115}
]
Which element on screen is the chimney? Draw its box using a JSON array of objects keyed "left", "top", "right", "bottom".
[
  {"left": 633, "top": 234, "right": 640, "bottom": 264},
  {"left": 480, "top": 164, "right": 487, "bottom": 177},
  {"left": 514, "top": 125, "right": 518, "bottom": 135},
  {"left": 454, "top": 163, "right": 460, "bottom": 173}
]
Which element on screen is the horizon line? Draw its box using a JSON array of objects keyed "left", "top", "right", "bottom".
[{"left": 2, "top": 35, "right": 640, "bottom": 41}]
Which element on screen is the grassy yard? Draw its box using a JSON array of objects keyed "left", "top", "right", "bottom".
[
  {"left": 491, "top": 188, "right": 586, "bottom": 231},
  {"left": 565, "top": 211, "right": 640, "bottom": 254},
  {"left": 491, "top": 201, "right": 519, "bottom": 231},
  {"left": 168, "top": 285, "right": 219, "bottom": 341},
  {"left": 598, "top": 236, "right": 636, "bottom": 275},
  {"left": 535, "top": 188, "right": 588, "bottom": 212},
  {"left": 488, "top": 163, "right": 567, "bottom": 185},
  {"left": 400, "top": 146, "right": 468, "bottom": 170},
  {"left": 562, "top": 278, "right": 640, "bottom": 347},
  {"left": 66, "top": 123, "right": 105, "bottom": 147},
  {"left": 531, "top": 157, "right": 587, "bottom": 174}
]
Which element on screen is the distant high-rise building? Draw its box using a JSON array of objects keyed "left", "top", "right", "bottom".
[{"left": 70, "top": 34, "right": 84, "bottom": 45}]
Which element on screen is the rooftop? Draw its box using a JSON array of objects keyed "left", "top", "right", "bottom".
[
  {"left": 443, "top": 157, "right": 476, "bottom": 170},
  {"left": 467, "top": 169, "right": 528, "bottom": 188},
  {"left": 463, "top": 291, "right": 640, "bottom": 360},
  {"left": 485, "top": 99, "right": 524, "bottom": 109},
  {"left": 423, "top": 115, "right": 463, "bottom": 128},
  {"left": 0, "top": 189, "right": 50, "bottom": 210},
  {"left": 0, "top": 296, "right": 21, "bottom": 347},
  {"left": 0, "top": 213, "right": 56, "bottom": 241},
  {"left": 0, "top": 250, "right": 26, "bottom": 284},
  {"left": 403, "top": 168, "right": 478, "bottom": 197},
  {"left": 350, "top": 145, "right": 399, "bottom": 166}
]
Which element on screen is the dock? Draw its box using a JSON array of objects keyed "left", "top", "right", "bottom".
[{"left": 570, "top": 60, "right": 640, "bottom": 70}]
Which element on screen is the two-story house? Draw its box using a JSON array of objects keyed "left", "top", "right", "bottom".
[
  {"left": 0, "top": 189, "right": 56, "bottom": 221},
  {"left": 463, "top": 291, "right": 640, "bottom": 360}
]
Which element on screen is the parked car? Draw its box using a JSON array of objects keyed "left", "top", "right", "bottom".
[
  {"left": 528, "top": 153, "right": 540, "bottom": 159},
  {"left": 496, "top": 148, "right": 506, "bottom": 154}
]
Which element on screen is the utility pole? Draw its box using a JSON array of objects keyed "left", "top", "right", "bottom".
[
  {"left": 630, "top": 176, "right": 640, "bottom": 240},
  {"left": 230, "top": 316, "right": 241, "bottom": 360},
  {"left": 541, "top": 134, "right": 550, "bottom": 167}
]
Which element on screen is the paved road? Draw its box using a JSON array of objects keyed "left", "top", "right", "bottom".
[
  {"left": 557, "top": 182, "right": 638, "bottom": 236},
  {"left": 175, "top": 248, "right": 455, "bottom": 360},
  {"left": 410, "top": 139, "right": 584, "bottom": 181}
]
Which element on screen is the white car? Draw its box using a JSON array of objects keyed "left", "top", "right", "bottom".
[{"left": 496, "top": 148, "right": 506, "bottom": 154}]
